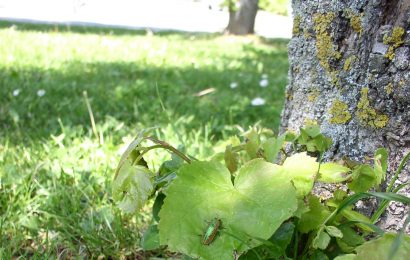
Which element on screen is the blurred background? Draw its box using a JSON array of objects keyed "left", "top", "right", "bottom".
[{"left": 0, "top": 0, "right": 292, "bottom": 258}]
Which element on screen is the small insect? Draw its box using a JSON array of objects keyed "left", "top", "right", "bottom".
[{"left": 202, "top": 218, "right": 221, "bottom": 245}]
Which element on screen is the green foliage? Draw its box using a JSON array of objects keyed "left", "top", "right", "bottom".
[
  {"left": 298, "top": 195, "right": 331, "bottom": 233},
  {"left": 313, "top": 229, "right": 331, "bottom": 250},
  {"left": 259, "top": 0, "right": 289, "bottom": 16},
  {"left": 318, "top": 163, "right": 351, "bottom": 183},
  {"left": 348, "top": 165, "right": 378, "bottom": 193},
  {"left": 354, "top": 233, "right": 410, "bottom": 260},
  {"left": 158, "top": 160, "right": 297, "bottom": 259},
  {"left": 141, "top": 225, "right": 161, "bottom": 250},
  {"left": 222, "top": 0, "right": 289, "bottom": 16},
  {"left": 0, "top": 21, "right": 289, "bottom": 258},
  {"left": 112, "top": 125, "right": 410, "bottom": 259},
  {"left": 112, "top": 161, "right": 153, "bottom": 214},
  {"left": 347, "top": 148, "right": 388, "bottom": 194},
  {"left": 296, "top": 125, "right": 333, "bottom": 153},
  {"left": 281, "top": 152, "right": 319, "bottom": 197},
  {"left": 262, "top": 133, "right": 285, "bottom": 163}
]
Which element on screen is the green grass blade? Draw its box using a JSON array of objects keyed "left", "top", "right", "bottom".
[{"left": 386, "top": 151, "right": 410, "bottom": 193}]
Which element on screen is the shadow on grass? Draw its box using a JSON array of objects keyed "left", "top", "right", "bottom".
[
  {"left": 1, "top": 62, "right": 287, "bottom": 140},
  {"left": 0, "top": 21, "right": 289, "bottom": 142}
]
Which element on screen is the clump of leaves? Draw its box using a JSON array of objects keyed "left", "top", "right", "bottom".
[{"left": 112, "top": 125, "right": 410, "bottom": 259}]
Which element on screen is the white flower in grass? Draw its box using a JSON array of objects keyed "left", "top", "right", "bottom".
[
  {"left": 12, "top": 89, "right": 21, "bottom": 96},
  {"left": 230, "top": 82, "right": 238, "bottom": 89},
  {"left": 37, "top": 89, "right": 46, "bottom": 97},
  {"left": 251, "top": 97, "right": 266, "bottom": 106},
  {"left": 259, "top": 78, "right": 269, "bottom": 88}
]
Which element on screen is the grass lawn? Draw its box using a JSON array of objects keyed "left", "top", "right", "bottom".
[{"left": 0, "top": 21, "right": 288, "bottom": 258}]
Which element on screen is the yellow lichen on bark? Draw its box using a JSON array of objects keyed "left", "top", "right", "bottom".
[
  {"left": 308, "top": 88, "right": 320, "bottom": 102},
  {"left": 313, "top": 12, "right": 341, "bottom": 72},
  {"left": 383, "top": 27, "right": 405, "bottom": 60},
  {"left": 385, "top": 83, "right": 393, "bottom": 94},
  {"left": 350, "top": 14, "right": 363, "bottom": 34},
  {"left": 293, "top": 15, "right": 301, "bottom": 36},
  {"left": 329, "top": 100, "right": 352, "bottom": 124},
  {"left": 343, "top": 56, "right": 356, "bottom": 71},
  {"left": 355, "top": 88, "right": 389, "bottom": 128}
]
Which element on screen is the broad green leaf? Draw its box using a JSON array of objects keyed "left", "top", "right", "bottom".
[
  {"left": 303, "top": 125, "right": 322, "bottom": 138},
  {"left": 298, "top": 195, "right": 331, "bottom": 233},
  {"left": 158, "top": 156, "right": 183, "bottom": 177},
  {"left": 336, "top": 225, "right": 365, "bottom": 253},
  {"left": 297, "top": 126, "right": 332, "bottom": 153},
  {"left": 224, "top": 145, "right": 238, "bottom": 173},
  {"left": 281, "top": 152, "right": 319, "bottom": 197},
  {"left": 158, "top": 160, "right": 298, "bottom": 259},
  {"left": 152, "top": 193, "right": 166, "bottom": 222},
  {"left": 263, "top": 134, "right": 285, "bottom": 163},
  {"left": 310, "top": 250, "right": 329, "bottom": 260},
  {"left": 313, "top": 229, "right": 331, "bottom": 250},
  {"left": 318, "top": 163, "right": 351, "bottom": 183},
  {"left": 294, "top": 198, "right": 310, "bottom": 218},
  {"left": 268, "top": 222, "right": 295, "bottom": 257},
  {"left": 229, "top": 222, "right": 294, "bottom": 260},
  {"left": 297, "top": 128, "right": 310, "bottom": 146},
  {"left": 340, "top": 209, "right": 373, "bottom": 232},
  {"left": 112, "top": 161, "right": 153, "bottom": 214},
  {"left": 312, "top": 135, "right": 333, "bottom": 153},
  {"left": 325, "top": 226, "right": 343, "bottom": 238},
  {"left": 244, "top": 129, "right": 260, "bottom": 159},
  {"left": 334, "top": 255, "right": 356, "bottom": 260},
  {"left": 334, "top": 189, "right": 348, "bottom": 202},
  {"left": 348, "top": 165, "right": 376, "bottom": 193},
  {"left": 141, "top": 225, "right": 160, "bottom": 250},
  {"left": 374, "top": 148, "right": 388, "bottom": 186},
  {"left": 115, "top": 128, "right": 156, "bottom": 176},
  {"left": 285, "top": 131, "right": 297, "bottom": 142},
  {"left": 355, "top": 233, "right": 410, "bottom": 260},
  {"left": 154, "top": 172, "right": 176, "bottom": 190},
  {"left": 238, "top": 249, "right": 264, "bottom": 260}
]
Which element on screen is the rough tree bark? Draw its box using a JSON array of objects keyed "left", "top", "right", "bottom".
[
  {"left": 226, "top": 0, "right": 259, "bottom": 35},
  {"left": 281, "top": 0, "right": 410, "bottom": 232}
]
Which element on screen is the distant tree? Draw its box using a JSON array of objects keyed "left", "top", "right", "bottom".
[{"left": 226, "top": 0, "right": 259, "bottom": 35}]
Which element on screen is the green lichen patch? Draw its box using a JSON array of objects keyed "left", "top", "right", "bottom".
[
  {"left": 350, "top": 14, "right": 363, "bottom": 34},
  {"left": 313, "top": 12, "right": 341, "bottom": 72},
  {"left": 329, "top": 100, "right": 352, "bottom": 124},
  {"left": 355, "top": 88, "right": 389, "bottom": 128},
  {"left": 330, "top": 71, "right": 340, "bottom": 87},
  {"left": 384, "top": 83, "right": 393, "bottom": 94},
  {"left": 383, "top": 27, "right": 405, "bottom": 60},
  {"left": 293, "top": 15, "right": 301, "bottom": 36},
  {"left": 344, "top": 9, "right": 363, "bottom": 34},
  {"left": 308, "top": 88, "right": 320, "bottom": 102},
  {"left": 343, "top": 55, "right": 356, "bottom": 71},
  {"left": 304, "top": 118, "right": 318, "bottom": 126},
  {"left": 303, "top": 28, "right": 311, "bottom": 39}
]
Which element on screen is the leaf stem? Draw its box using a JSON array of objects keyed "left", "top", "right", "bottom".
[{"left": 145, "top": 136, "right": 192, "bottom": 163}]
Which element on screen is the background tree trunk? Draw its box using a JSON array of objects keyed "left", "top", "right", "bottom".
[
  {"left": 226, "top": 0, "right": 259, "bottom": 35},
  {"left": 281, "top": 0, "right": 410, "bottom": 231}
]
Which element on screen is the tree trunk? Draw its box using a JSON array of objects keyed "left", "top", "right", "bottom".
[
  {"left": 226, "top": 0, "right": 259, "bottom": 35},
  {"left": 281, "top": 0, "right": 410, "bottom": 232}
]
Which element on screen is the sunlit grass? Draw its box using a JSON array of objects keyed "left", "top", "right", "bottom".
[{"left": 0, "top": 21, "right": 288, "bottom": 257}]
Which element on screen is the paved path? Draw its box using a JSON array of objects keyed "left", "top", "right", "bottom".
[{"left": 0, "top": 0, "right": 292, "bottom": 38}]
